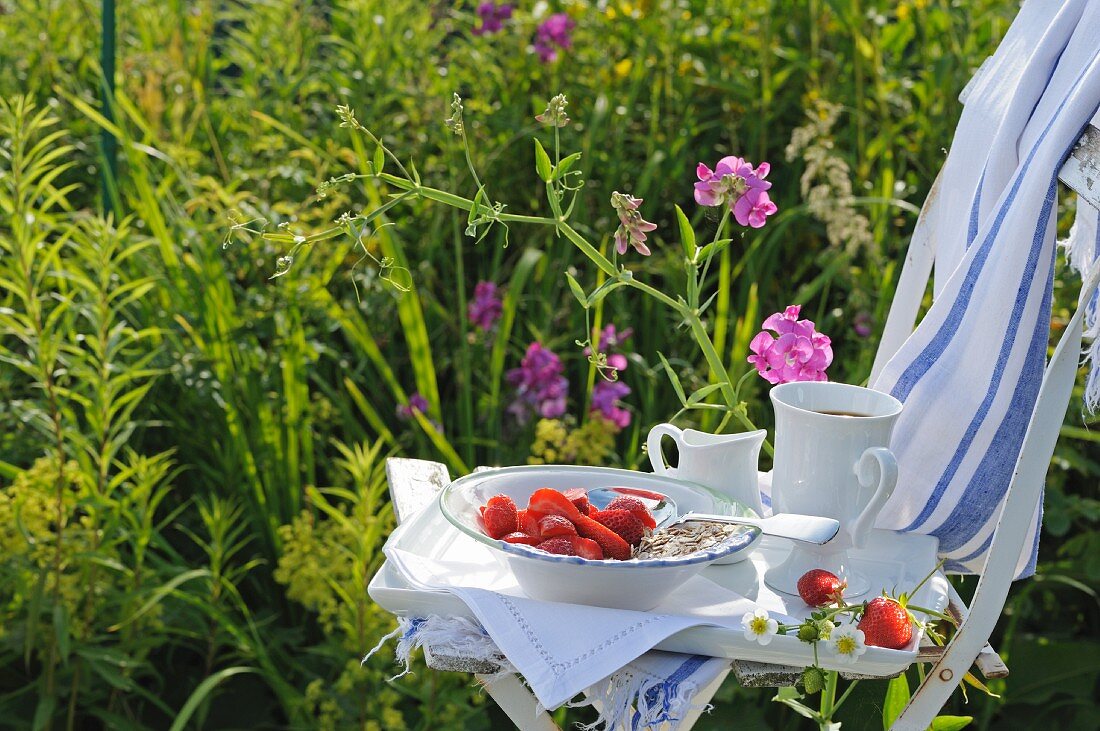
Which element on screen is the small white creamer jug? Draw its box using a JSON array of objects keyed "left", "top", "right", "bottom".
[{"left": 647, "top": 424, "right": 767, "bottom": 515}]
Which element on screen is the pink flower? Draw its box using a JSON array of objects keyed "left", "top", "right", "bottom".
[
  {"left": 468, "top": 280, "right": 503, "bottom": 332},
  {"left": 734, "top": 188, "right": 778, "bottom": 228},
  {"left": 694, "top": 156, "right": 777, "bottom": 228},
  {"left": 396, "top": 392, "right": 430, "bottom": 420},
  {"left": 591, "top": 380, "right": 631, "bottom": 429},
  {"left": 534, "top": 13, "right": 575, "bottom": 62},
  {"left": 473, "top": 2, "right": 513, "bottom": 35},
  {"left": 611, "top": 192, "right": 657, "bottom": 256},
  {"left": 747, "top": 305, "right": 833, "bottom": 384},
  {"left": 507, "top": 342, "right": 569, "bottom": 423}
]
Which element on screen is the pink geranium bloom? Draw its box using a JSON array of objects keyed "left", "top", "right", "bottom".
[{"left": 747, "top": 305, "right": 832, "bottom": 384}]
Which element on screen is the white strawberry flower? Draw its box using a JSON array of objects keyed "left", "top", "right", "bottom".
[
  {"left": 741, "top": 608, "right": 779, "bottom": 645},
  {"left": 827, "top": 624, "right": 867, "bottom": 664}
]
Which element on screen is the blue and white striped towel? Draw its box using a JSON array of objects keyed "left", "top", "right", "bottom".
[{"left": 871, "top": 0, "right": 1100, "bottom": 577}]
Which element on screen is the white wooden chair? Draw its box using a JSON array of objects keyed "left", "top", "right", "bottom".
[{"left": 379, "top": 124, "right": 1100, "bottom": 729}]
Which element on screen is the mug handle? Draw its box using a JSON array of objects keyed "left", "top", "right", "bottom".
[
  {"left": 646, "top": 423, "right": 683, "bottom": 474},
  {"left": 849, "top": 447, "right": 898, "bottom": 549}
]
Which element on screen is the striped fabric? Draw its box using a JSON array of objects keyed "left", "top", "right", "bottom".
[{"left": 871, "top": 0, "right": 1100, "bottom": 577}]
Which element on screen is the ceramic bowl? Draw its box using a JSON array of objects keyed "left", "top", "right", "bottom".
[{"left": 439, "top": 465, "right": 760, "bottom": 610}]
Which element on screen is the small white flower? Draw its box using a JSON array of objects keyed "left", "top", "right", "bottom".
[
  {"left": 827, "top": 624, "right": 867, "bottom": 664},
  {"left": 741, "top": 608, "right": 779, "bottom": 645}
]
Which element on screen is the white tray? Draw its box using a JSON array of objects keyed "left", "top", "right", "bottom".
[{"left": 368, "top": 496, "right": 948, "bottom": 677}]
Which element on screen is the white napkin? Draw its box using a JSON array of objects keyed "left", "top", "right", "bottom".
[
  {"left": 871, "top": 0, "right": 1100, "bottom": 577},
  {"left": 384, "top": 545, "right": 780, "bottom": 713}
]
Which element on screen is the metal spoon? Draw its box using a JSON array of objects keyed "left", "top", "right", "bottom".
[
  {"left": 586, "top": 486, "right": 841, "bottom": 545},
  {"left": 667, "top": 512, "right": 841, "bottom": 545}
]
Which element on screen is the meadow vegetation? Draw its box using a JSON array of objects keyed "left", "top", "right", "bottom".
[{"left": 0, "top": 1, "right": 1097, "bottom": 728}]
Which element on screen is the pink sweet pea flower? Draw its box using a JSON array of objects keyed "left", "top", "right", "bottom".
[
  {"left": 611, "top": 192, "right": 657, "bottom": 256},
  {"left": 695, "top": 156, "right": 777, "bottom": 228},
  {"left": 591, "top": 380, "right": 631, "bottom": 429},
  {"left": 747, "top": 305, "right": 832, "bottom": 384},
  {"left": 734, "top": 188, "right": 778, "bottom": 228}
]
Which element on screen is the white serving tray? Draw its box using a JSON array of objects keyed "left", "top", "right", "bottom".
[{"left": 368, "top": 494, "right": 948, "bottom": 677}]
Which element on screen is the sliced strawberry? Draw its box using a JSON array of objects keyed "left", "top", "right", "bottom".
[
  {"left": 591, "top": 509, "right": 644, "bottom": 546},
  {"left": 563, "top": 488, "right": 591, "bottom": 515},
  {"left": 538, "top": 514, "right": 577, "bottom": 537},
  {"left": 610, "top": 487, "right": 666, "bottom": 501},
  {"left": 605, "top": 496, "right": 657, "bottom": 529},
  {"left": 517, "top": 509, "right": 544, "bottom": 539},
  {"left": 501, "top": 532, "right": 541, "bottom": 546},
  {"left": 528, "top": 488, "right": 583, "bottom": 521},
  {"left": 481, "top": 494, "right": 518, "bottom": 539},
  {"left": 536, "top": 537, "right": 576, "bottom": 556},
  {"left": 575, "top": 515, "right": 632, "bottom": 560},
  {"left": 564, "top": 535, "right": 604, "bottom": 560}
]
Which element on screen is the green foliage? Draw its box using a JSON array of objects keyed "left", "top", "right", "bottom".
[{"left": 0, "top": 1, "right": 1096, "bottom": 729}]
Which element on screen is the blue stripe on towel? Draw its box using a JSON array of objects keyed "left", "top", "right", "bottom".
[
  {"left": 632, "top": 655, "right": 709, "bottom": 731},
  {"left": 902, "top": 178, "right": 1059, "bottom": 533},
  {"left": 931, "top": 266, "right": 1053, "bottom": 551},
  {"left": 888, "top": 51, "right": 1099, "bottom": 404}
]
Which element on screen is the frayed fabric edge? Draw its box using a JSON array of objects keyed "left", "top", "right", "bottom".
[
  {"left": 362, "top": 615, "right": 516, "bottom": 683},
  {"left": 570, "top": 658, "right": 717, "bottom": 731}
]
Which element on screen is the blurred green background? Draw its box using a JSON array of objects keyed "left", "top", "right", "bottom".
[{"left": 0, "top": 0, "right": 1097, "bottom": 728}]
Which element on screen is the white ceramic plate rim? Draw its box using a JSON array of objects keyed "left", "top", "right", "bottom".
[{"left": 439, "top": 464, "right": 761, "bottom": 568}]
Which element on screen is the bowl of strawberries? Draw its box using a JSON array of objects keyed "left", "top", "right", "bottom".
[{"left": 439, "top": 465, "right": 759, "bottom": 610}]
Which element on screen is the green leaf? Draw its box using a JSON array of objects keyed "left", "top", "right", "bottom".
[
  {"left": 564, "top": 272, "right": 589, "bottom": 308},
  {"left": 882, "top": 673, "right": 910, "bottom": 729},
  {"left": 930, "top": 716, "right": 973, "bottom": 731},
  {"left": 534, "top": 138, "right": 553, "bottom": 182},
  {"left": 674, "top": 205, "right": 696, "bottom": 259},
  {"left": 587, "top": 279, "right": 627, "bottom": 307},
  {"left": 169, "top": 667, "right": 257, "bottom": 731},
  {"left": 686, "top": 382, "right": 726, "bottom": 406},
  {"left": 53, "top": 604, "right": 70, "bottom": 664},
  {"left": 772, "top": 688, "right": 817, "bottom": 720},
  {"left": 553, "top": 151, "right": 582, "bottom": 180},
  {"left": 373, "top": 144, "right": 385, "bottom": 174},
  {"left": 657, "top": 353, "right": 688, "bottom": 406}
]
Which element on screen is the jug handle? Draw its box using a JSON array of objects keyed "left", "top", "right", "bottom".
[
  {"left": 646, "top": 423, "right": 683, "bottom": 474},
  {"left": 849, "top": 447, "right": 898, "bottom": 549}
]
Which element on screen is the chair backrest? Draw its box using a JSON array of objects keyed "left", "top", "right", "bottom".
[{"left": 888, "top": 124, "right": 1100, "bottom": 729}]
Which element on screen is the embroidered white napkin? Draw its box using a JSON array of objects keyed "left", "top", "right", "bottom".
[
  {"left": 870, "top": 0, "right": 1100, "bottom": 577},
  {"left": 383, "top": 535, "right": 790, "bottom": 718}
]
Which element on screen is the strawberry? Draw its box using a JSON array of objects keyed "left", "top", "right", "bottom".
[
  {"left": 796, "top": 569, "right": 847, "bottom": 607},
  {"left": 481, "top": 495, "right": 518, "bottom": 539},
  {"left": 605, "top": 496, "right": 656, "bottom": 529},
  {"left": 563, "top": 488, "right": 591, "bottom": 515},
  {"left": 858, "top": 596, "right": 914, "bottom": 649},
  {"left": 537, "top": 514, "right": 577, "bottom": 537},
  {"left": 518, "top": 509, "right": 544, "bottom": 539},
  {"left": 501, "top": 532, "right": 541, "bottom": 546},
  {"left": 528, "top": 488, "right": 583, "bottom": 521},
  {"left": 574, "top": 514, "right": 632, "bottom": 560},
  {"left": 590, "top": 509, "right": 644, "bottom": 546},
  {"left": 564, "top": 535, "right": 604, "bottom": 560},
  {"left": 535, "top": 537, "right": 576, "bottom": 556}
]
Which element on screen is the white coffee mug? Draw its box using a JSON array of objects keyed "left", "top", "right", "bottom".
[
  {"left": 764, "top": 381, "right": 902, "bottom": 597},
  {"left": 647, "top": 423, "right": 767, "bottom": 515}
]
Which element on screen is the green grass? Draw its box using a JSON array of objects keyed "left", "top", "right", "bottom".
[{"left": 0, "top": 1, "right": 1097, "bottom": 729}]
